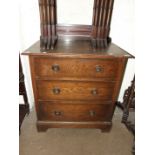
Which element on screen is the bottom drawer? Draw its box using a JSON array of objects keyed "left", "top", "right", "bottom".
[{"left": 38, "top": 102, "right": 111, "bottom": 122}]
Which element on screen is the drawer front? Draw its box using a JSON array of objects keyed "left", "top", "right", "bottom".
[
  {"left": 36, "top": 80, "right": 115, "bottom": 101},
  {"left": 38, "top": 102, "right": 111, "bottom": 121},
  {"left": 34, "top": 58, "right": 119, "bottom": 79}
]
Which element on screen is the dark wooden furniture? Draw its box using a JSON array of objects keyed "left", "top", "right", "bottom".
[
  {"left": 122, "top": 77, "right": 135, "bottom": 154},
  {"left": 19, "top": 55, "right": 29, "bottom": 133},
  {"left": 122, "top": 77, "right": 135, "bottom": 125},
  {"left": 39, "top": 0, "right": 57, "bottom": 50},
  {"left": 22, "top": 0, "right": 133, "bottom": 132},
  {"left": 91, "top": 0, "right": 114, "bottom": 48},
  {"left": 38, "top": 0, "right": 114, "bottom": 50},
  {"left": 22, "top": 39, "right": 133, "bottom": 132},
  {"left": 117, "top": 77, "right": 135, "bottom": 154}
]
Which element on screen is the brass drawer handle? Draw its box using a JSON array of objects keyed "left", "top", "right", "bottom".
[
  {"left": 91, "top": 89, "right": 98, "bottom": 95},
  {"left": 89, "top": 110, "right": 96, "bottom": 116},
  {"left": 52, "top": 64, "right": 60, "bottom": 72},
  {"left": 52, "top": 111, "right": 62, "bottom": 116},
  {"left": 52, "top": 87, "right": 61, "bottom": 94},
  {"left": 96, "top": 65, "right": 103, "bottom": 72}
]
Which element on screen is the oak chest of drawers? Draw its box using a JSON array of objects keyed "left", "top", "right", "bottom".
[{"left": 23, "top": 39, "right": 132, "bottom": 132}]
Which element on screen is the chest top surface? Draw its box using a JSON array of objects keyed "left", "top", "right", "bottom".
[{"left": 22, "top": 39, "right": 133, "bottom": 59}]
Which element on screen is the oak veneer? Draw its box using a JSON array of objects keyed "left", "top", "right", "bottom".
[
  {"left": 23, "top": 39, "right": 133, "bottom": 132},
  {"left": 36, "top": 80, "right": 115, "bottom": 101},
  {"left": 22, "top": 0, "right": 133, "bottom": 132},
  {"left": 34, "top": 58, "right": 119, "bottom": 79},
  {"left": 38, "top": 102, "right": 111, "bottom": 122}
]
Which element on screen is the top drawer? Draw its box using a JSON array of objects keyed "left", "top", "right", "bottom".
[{"left": 34, "top": 58, "right": 119, "bottom": 79}]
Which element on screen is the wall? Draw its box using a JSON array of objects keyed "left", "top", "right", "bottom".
[
  {"left": 110, "top": 0, "right": 135, "bottom": 101},
  {"left": 57, "top": 0, "right": 93, "bottom": 25},
  {"left": 19, "top": 0, "right": 135, "bottom": 109},
  {"left": 19, "top": 0, "right": 40, "bottom": 109}
]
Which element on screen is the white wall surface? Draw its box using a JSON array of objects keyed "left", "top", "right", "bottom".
[
  {"left": 19, "top": 0, "right": 40, "bottom": 109},
  {"left": 57, "top": 0, "right": 93, "bottom": 25},
  {"left": 19, "top": 0, "right": 135, "bottom": 109},
  {"left": 110, "top": 0, "right": 135, "bottom": 101}
]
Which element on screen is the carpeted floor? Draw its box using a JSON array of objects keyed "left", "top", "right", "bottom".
[{"left": 19, "top": 107, "right": 133, "bottom": 155}]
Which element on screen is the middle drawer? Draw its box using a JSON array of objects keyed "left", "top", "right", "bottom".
[{"left": 36, "top": 80, "right": 115, "bottom": 101}]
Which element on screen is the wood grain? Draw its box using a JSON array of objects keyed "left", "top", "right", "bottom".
[
  {"left": 91, "top": 0, "right": 114, "bottom": 48},
  {"left": 36, "top": 80, "right": 115, "bottom": 101},
  {"left": 22, "top": 39, "right": 134, "bottom": 59},
  {"left": 39, "top": 0, "right": 57, "bottom": 50},
  {"left": 23, "top": 34, "right": 132, "bottom": 132},
  {"left": 34, "top": 58, "right": 119, "bottom": 80},
  {"left": 38, "top": 102, "right": 111, "bottom": 121}
]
